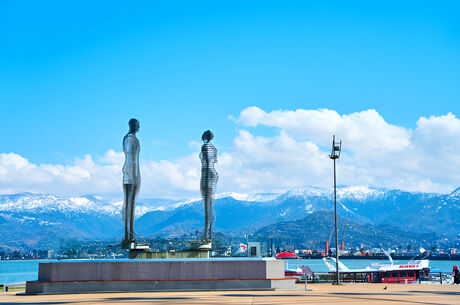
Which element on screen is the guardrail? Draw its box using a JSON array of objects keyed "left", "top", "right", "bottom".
[
  {"left": 298, "top": 272, "right": 454, "bottom": 284},
  {"left": 2, "top": 282, "right": 26, "bottom": 292},
  {"left": 420, "top": 272, "right": 453, "bottom": 284}
]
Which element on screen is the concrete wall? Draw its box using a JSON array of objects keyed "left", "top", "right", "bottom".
[{"left": 38, "top": 259, "right": 284, "bottom": 282}]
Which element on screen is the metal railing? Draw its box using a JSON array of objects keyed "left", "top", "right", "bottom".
[{"left": 297, "top": 272, "right": 454, "bottom": 284}]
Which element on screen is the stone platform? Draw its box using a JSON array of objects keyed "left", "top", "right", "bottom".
[
  {"left": 129, "top": 249, "right": 209, "bottom": 259},
  {"left": 25, "top": 258, "right": 298, "bottom": 294}
]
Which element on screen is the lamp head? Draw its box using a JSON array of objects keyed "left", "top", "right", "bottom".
[{"left": 329, "top": 135, "right": 341, "bottom": 159}]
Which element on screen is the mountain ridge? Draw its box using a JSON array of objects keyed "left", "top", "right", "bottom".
[
  {"left": 255, "top": 210, "right": 439, "bottom": 249},
  {"left": 1, "top": 185, "right": 458, "bottom": 250}
]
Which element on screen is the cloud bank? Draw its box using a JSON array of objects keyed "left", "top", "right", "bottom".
[{"left": 1, "top": 107, "right": 458, "bottom": 197}]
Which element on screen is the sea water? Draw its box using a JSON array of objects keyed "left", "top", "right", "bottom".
[
  {"left": 0, "top": 260, "right": 54, "bottom": 284},
  {"left": 0, "top": 259, "right": 459, "bottom": 284}
]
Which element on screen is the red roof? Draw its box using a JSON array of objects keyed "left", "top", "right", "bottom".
[{"left": 276, "top": 251, "right": 298, "bottom": 258}]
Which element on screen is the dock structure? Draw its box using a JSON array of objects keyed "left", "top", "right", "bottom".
[{"left": 25, "top": 258, "right": 299, "bottom": 294}]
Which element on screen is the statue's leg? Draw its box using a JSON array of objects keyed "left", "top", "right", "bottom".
[
  {"left": 209, "top": 198, "right": 213, "bottom": 242},
  {"left": 204, "top": 195, "right": 209, "bottom": 242},
  {"left": 129, "top": 184, "right": 139, "bottom": 241},
  {"left": 123, "top": 184, "right": 129, "bottom": 241}
]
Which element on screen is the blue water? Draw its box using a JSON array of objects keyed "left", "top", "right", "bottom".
[
  {"left": 0, "top": 260, "right": 54, "bottom": 284},
  {"left": 0, "top": 258, "right": 459, "bottom": 284}
]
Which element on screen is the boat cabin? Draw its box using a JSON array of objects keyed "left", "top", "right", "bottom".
[{"left": 365, "top": 268, "right": 430, "bottom": 283}]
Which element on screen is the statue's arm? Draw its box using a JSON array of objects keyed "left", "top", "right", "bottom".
[
  {"left": 123, "top": 135, "right": 136, "bottom": 175},
  {"left": 123, "top": 135, "right": 133, "bottom": 154},
  {"left": 201, "top": 145, "right": 208, "bottom": 162},
  {"left": 134, "top": 139, "right": 140, "bottom": 179}
]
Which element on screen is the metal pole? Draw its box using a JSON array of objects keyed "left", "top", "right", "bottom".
[
  {"left": 246, "top": 235, "right": 249, "bottom": 257},
  {"left": 334, "top": 157, "right": 340, "bottom": 284},
  {"left": 270, "top": 238, "right": 273, "bottom": 257}
]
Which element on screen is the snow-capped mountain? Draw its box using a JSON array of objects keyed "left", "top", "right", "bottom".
[
  {"left": 1, "top": 186, "right": 458, "bottom": 250},
  {"left": 0, "top": 193, "right": 119, "bottom": 215},
  {"left": 0, "top": 193, "right": 180, "bottom": 217},
  {"left": 449, "top": 187, "right": 460, "bottom": 197},
  {"left": 135, "top": 185, "right": 459, "bottom": 238},
  {"left": 0, "top": 193, "right": 180, "bottom": 250}
]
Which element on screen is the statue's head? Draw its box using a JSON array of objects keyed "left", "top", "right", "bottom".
[
  {"left": 129, "top": 118, "right": 140, "bottom": 133},
  {"left": 201, "top": 130, "right": 214, "bottom": 142}
]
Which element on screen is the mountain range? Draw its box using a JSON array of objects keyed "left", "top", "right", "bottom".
[
  {"left": 255, "top": 210, "right": 439, "bottom": 249},
  {"left": 0, "top": 186, "right": 458, "bottom": 251}
]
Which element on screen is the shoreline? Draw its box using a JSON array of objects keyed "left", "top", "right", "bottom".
[{"left": 2, "top": 254, "right": 460, "bottom": 261}]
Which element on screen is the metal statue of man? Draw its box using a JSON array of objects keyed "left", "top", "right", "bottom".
[
  {"left": 200, "top": 130, "right": 218, "bottom": 244},
  {"left": 122, "top": 118, "right": 140, "bottom": 246}
]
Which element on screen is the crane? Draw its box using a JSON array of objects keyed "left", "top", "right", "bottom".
[
  {"left": 325, "top": 227, "right": 334, "bottom": 256},
  {"left": 340, "top": 226, "right": 347, "bottom": 253}
]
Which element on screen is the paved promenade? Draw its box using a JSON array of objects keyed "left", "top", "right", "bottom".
[{"left": 1, "top": 284, "right": 459, "bottom": 304}]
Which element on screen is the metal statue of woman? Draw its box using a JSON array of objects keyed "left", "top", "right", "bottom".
[
  {"left": 122, "top": 118, "right": 140, "bottom": 246},
  {"left": 200, "top": 130, "right": 218, "bottom": 244}
]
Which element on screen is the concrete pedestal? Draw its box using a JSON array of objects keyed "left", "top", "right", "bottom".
[
  {"left": 25, "top": 259, "right": 299, "bottom": 294},
  {"left": 129, "top": 249, "right": 209, "bottom": 259}
]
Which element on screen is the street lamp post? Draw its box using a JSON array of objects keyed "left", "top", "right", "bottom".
[{"left": 329, "top": 135, "right": 342, "bottom": 284}]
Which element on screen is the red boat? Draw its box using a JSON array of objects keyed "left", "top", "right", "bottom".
[
  {"left": 276, "top": 251, "right": 299, "bottom": 259},
  {"left": 323, "top": 252, "right": 431, "bottom": 284}
]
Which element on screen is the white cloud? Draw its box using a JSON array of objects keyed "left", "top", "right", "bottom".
[
  {"left": 0, "top": 153, "right": 119, "bottom": 195},
  {"left": 0, "top": 107, "right": 458, "bottom": 197},
  {"left": 238, "top": 107, "right": 411, "bottom": 154},
  {"left": 216, "top": 130, "right": 330, "bottom": 193},
  {"left": 237, "top": 107, "right": 460, "bottom": 193}
]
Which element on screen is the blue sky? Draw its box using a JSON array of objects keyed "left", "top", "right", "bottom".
[{"left": 1, "top": 1, "right": 459, "bottom": 197}]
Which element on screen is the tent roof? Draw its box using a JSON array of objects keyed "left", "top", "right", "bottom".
[{"left": 276, "top": 252, "right": 298, "bottom": 258}]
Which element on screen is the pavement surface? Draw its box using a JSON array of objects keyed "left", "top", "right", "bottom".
[{"left": 1, "top": 283, "right": 460, "bottom": 304}]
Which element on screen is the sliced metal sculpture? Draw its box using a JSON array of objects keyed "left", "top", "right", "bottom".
[
  {"left": 122, "top": 118, "right": 140, "bottom": 246},
  {"left": 200, "top": 130, "right": 218, "bottom": 244}
]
